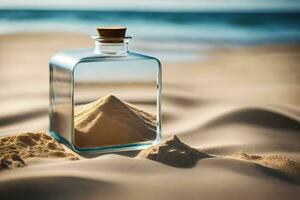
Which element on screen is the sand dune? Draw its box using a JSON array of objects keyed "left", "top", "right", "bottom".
[
  {"left": 166, "top": 105, "right": 300, "bottom": 156},
  {"left": 232, "top": 152, "right": 300, "bottom": 184},
  {"left": 139, "top": 135, "right": 210, "bottom": 168},
  {"left": 139, "top": 135, "right": 300, "bottom": 184},
  {"left": 0, "top": 175, "right": 118, "bottom": 200},
  {"left": 1, "top": 142, "right": 300, "bottom": 200},
  {"left": 0, "top": 33, "right": 300, "bottom": 199},
  {"left": 200, "top": 107, "right": 300, "bottom": 130}
]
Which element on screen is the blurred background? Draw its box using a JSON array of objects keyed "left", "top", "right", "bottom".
[
  {"left": 0, "top": 0, "right": 300, "bottom": 138},
  {"left": 1, "top": 0, "right": 300, "bottom": 61}
]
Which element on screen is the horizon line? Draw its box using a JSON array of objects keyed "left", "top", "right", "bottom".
[{"left": 0, "top": 7, "right": 300, "bottom": 13}]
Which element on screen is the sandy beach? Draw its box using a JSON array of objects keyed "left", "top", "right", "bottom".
[{"left": 0, "top": 32, "right": 300, "bottom": 199}]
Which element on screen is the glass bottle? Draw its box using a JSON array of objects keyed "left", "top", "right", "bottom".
[{"left": 49, "top": 27, "right": 162, "bottom": 153}]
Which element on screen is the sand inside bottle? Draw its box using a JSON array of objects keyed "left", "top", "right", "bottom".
[{"left": 74, "top": 95, "right": 156, "bottom": 148}]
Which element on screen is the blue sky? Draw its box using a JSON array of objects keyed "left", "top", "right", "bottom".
[{"left": 0, "top": 0, "right": 300, "bottom": 11}]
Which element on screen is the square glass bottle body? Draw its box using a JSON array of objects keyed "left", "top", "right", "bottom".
[{"left": 50, "top": 47, "right": 162, "bottom": 153}]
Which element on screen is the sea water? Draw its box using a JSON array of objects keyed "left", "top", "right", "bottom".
[{"left": 0, "top": 9, "right": 299, "bottom": 61}]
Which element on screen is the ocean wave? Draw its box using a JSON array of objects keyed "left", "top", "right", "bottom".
[{"left": 0, "top": 10, "right": 300, "bottom": 45}]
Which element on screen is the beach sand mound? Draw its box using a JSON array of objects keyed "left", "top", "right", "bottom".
[
  {"left": 138, "top": 135, "right": 211, "bottom": 168},
  {"left": 0, "top": 132, "right": 78, "bottom": 171},
  {"left": 233, "top": 152, "right": 300, "bottom": 183},
  {"left": 74, "top": 95, "right": 156, "bottom": 148}
]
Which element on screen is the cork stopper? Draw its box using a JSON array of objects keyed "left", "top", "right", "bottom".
[{"left": 96, "top": 27, "right": 126, "bottom": 38}]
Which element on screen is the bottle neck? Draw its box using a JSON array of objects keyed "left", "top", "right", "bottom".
[{"left": 94, "top": 41, "right": 128, "bottom": 56}]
